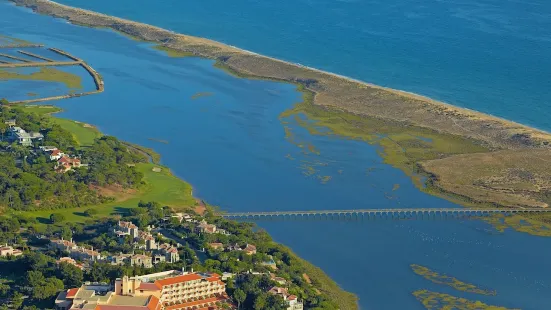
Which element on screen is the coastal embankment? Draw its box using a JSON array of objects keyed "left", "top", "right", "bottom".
[
  {"left": 10, "top": 0, "right": 551, "bottom": 210},
  {"left": 1, "top": 46, "right": 104, "bottom": 104}
]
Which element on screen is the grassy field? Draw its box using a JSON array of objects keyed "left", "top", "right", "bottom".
[
  {"left": 421, "top": 149, "right": 551, "bottom": 208},
  {"left": 13, "top": 162, "right": 195, "bottom": 227},
  {"left": 11, "top": 105, "right": 192, "bottom": 226},
  {"left": 21, "top": 105, "right": 102, "bottom": 147},
  {"left": 0, "top": 67, "right": 83, "bottom": 90}
]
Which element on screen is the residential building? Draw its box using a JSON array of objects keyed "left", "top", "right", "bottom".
[
  {"left": 56, "top": 156, "right": 82, "bottom": 173},
  {"left": 153, "top": 254, "right": 166, "bottom": 264},
  {"left": 50, "top": 239, "right": 102, "bottom": 262},
  {"left": 50, "top": 239, "right": 78, "bottom": 252},
  {"left": 115, "top": 271, "right": 230, "bottom": 309},
  {"left": 158, "top": 243, "right": 180, "bottom": 263},
  {"left": 243, "top": 244, "right": 257, "bottom": 255},
  {"left": 139, "top": 231, "right": 158, "bottom": 250},
  {"left": 270, "top": 273, "right": 287, "bottom": 285},
  {"left": 195, "top": 219, "right": 217, "bottom": 234},
  {"left": 55, "top": 270, "right": 232, "bottom": 310},
  {"left": 56, "top": 257, "right": 84, "bottom": 270},
  {"left": 262, "top": 255, "right": 277, "bottom": 270},
  {"left": 49, "top": 149, "right": 64, "bottom": 161},
  {"left": 208, "top": 243, "right": 224, "bottom": 250},
  {"left": 54, "top": 283, "right": 161, "bottom": 310},
  {"left": 6, "top": 126, "right": 43, "bottom": 146},
  {"left": 226, "top": 243, "right": 241, "bottom": 252},
  {"left": 0, "top": 245, "right": 22, "bottom": 257},
  {"left": 39, "top": 145, "right": 58, "bottom": 152},
  {"left": 114, "top": 221, "right": 139, "bottom": 239},
  {"left": 268, "top": 286, "right": 303, "bottom": 310},
  {"left": 70, "top": 248, "right": 101, "bottom": 262},
  {"left": 131, "top": 254, "right": 153, "bottom": 268}
]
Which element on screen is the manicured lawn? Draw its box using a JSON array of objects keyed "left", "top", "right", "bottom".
[
  {"left": 51, "top": 117, "right": 102, "bottom": 147},
  {"left": 14, "top": 105, "right": 194, "bottom": 227},
  {"left": 21, "top": 105, "right": 102, "bottom": 147},
  {"left": 14, "top": 163, "right": 196, "bottom": 227}
]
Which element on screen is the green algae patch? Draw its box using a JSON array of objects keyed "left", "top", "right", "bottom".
[
  {"left": 279, "top": 86, "right": 489, "bottom": 188},
  {"left": 153, "top": 44, "right": 195, "bottom": 57},
  {"left": 0, "top": 35, "right": 32, "bottom": 45},
  {"left": 413, "top": 290, "right": 517, "bottom": 310},
  {"left": 191, "top": 92, "right": 214, "bottom": 100},
  {"left": 411, "top": 264, "right": 496, "bottom": 295},
  {"left": 0, "top": 67, "right": 83, "bottom": 90},
  {"left": 482, "top": 214, "right": 551, "bottom": 237}
]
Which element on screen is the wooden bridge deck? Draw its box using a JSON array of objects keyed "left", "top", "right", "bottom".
[{"left": 221, "top": 208, "right": 550, "bottom": 219}]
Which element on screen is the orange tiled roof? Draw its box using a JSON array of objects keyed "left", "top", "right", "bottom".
[
  {"left": 95, "top": 306, "right": 147, "bottom": 310},
  {"left": 138, "top": 283, "right": 160, "bottom": 291},
  {"left": 66, "top": 288, "right": 79, "bottom": 298},
  {"left": 155, "top": 273, "right": 202, "bottom": 287},
  {"left": 147, "top": 295, "right": 160, "bottom": 310}
]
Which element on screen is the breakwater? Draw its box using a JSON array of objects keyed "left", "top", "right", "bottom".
[
  {"left": 0, "top": 52, "right": 31, "bottom": 62},
  {"left": 0, "top": 44, "right": 44, "bottom": 48},
  {"left": 2, "top": 47, "right": 104, "bottom": 104},
  {"left": 18, "top": 50, "right": 54, "bottom": 62}
]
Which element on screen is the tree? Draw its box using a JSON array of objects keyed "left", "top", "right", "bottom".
[
  {"left": 253, "top": 294, "right": 267, "bottom": 310},
  {"left": 60, "top": 226, "right": 72, "bottom": 240},
  {"left": 57, "top": 262, "right": 83, "bottom": 288},
  {"left": 26, "top": 270, "right": 45, "bottom": 287},
  {"left": 0, "top": 98, "right": 9, "bottom": 105},
  {"left": 234, "top": 288, "right": 246, "bottom": 310},
  {"left": 50, "top": 213, "right": 66, "bottom": 223},
  {"left": 32, "top": 277, "right": 64, "bottom": 299},
  {"left": 10, "top": 292, "right": 24, "bottom": 309},
  {"left": 84, "top": 208, "right": 98, "bottom": 217}
]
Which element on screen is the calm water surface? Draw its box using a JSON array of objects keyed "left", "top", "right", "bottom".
[
  {"left": 2, "top": 3, "right": 551, "bottom": 309},
  {"left": 55, "top": 0, "right": 551, "bottom": 131}
]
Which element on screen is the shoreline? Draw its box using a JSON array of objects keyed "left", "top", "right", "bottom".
[
  {"left": 9, "top": 0, "right": 551, "bottom": 150},
  {"left": 11, "top": 104, "right": 360, "bottom": 309}
]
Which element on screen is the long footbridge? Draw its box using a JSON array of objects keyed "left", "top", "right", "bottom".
[{"left": 220, "top": 208, "right": 551, "bottom": 220}]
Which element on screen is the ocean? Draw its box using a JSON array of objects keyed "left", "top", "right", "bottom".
[{"left": 55, "top": 0, "right": 551, "bottom": 131}]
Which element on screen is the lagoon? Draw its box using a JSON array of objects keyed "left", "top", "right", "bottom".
[{"left": 2, "top": 2, "right": 551, "bottom": 309}]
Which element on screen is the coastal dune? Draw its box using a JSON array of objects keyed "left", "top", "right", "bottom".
[{"left": 11, "top": 0, "right": 551, "bottom": 210}]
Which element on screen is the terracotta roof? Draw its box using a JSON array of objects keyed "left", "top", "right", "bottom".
[
  {"left": 66, "top": 288, "right": 79, "bottom": 298},
  {"left": 51, "top": 149, "right": 61, "bottom": 155},
  {"left": 58, "top": 156, "right": 71, "bottom": 164},
  {"left": 95, "top": 306, "right": 147, "bottom": 310},
  {"left": 155, "top": 273, "right": 202, "bottom": 287},
  {"left": 288, "top": 295, "right": 297, "bottom": 301},
  {"left": 147, "top": 295, "right": 160, "bottom": 310},
  {"left": 137, "top": 283, "right": 160, "bottom": 291}
]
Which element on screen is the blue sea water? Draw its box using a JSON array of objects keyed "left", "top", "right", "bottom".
[
  {"left": 54, "top": 0, "right": 551, "bottom": 131},
  {"left": 2, "top": 2, "right": 551, "bottom": 310}
]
